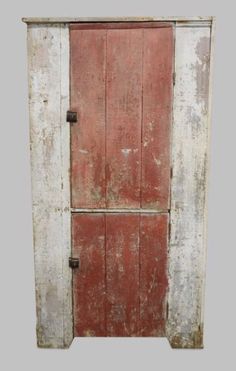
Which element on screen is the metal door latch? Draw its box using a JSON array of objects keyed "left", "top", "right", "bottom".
[
  {"left": 66, "top": 111, "right": 77, "bottom": 123},
  {"left": 69, "top": 257, "right": 79, "bottom": 269}
]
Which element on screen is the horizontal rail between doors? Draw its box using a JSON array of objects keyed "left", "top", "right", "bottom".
[{"left": 71, "top": 208, "right": 169, "bottom": 214}]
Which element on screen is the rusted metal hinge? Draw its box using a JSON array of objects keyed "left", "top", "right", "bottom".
[
  {"left": 173, "top": 72, "right": 176, "bottom": 86},
  {"left": 66, "top": 111, "right": 77, "bottom": 123},
  {"left": 166, "top": 301, "right": 169, "bottom": 320},
  {"left": 69, "top": 257, "right": 80, "bottom": 269}
]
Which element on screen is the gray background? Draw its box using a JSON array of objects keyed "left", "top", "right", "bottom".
[{"left": 0, "top": 0, "right": 235, "bottom": 370}]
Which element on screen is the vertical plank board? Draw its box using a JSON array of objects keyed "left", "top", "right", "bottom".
[
  {"left": 142, "top": 27, "right": 173, "bottom": 210},
  {"left": 106, "top": 214, "right": 139, "bottom": 336},
  {"left": 70, "top": 29, "right": 106, "bottom": 208},
  {"left": 106, "top": 30, "right": 142, "bottom": 208},
  {"left": 60, "top": 26, "right": 73, "bottom": 346},
  {"left": 140, "top": 214, "right": 168, "bottom": 336},
  {"left": 72, "top": 214, "right": 106, "bottom": 336},
  {"left": 167, "top": 26, "right": 211, "bottom": 348},
  {"left": 27, "top": 24, "right": 72, "bottom": 348}
]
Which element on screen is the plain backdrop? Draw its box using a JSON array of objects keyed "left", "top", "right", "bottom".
[{"left": 0, "top": 0, "right": 235, "bottom": 370}]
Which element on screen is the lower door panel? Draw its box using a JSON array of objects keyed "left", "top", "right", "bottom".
[{"left": 72, "top": 213, "right": 168, "bottom": 337}]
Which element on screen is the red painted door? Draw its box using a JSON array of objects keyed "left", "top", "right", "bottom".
[{"left": 70, "top": 22, "right": 173, "bottom": 337}]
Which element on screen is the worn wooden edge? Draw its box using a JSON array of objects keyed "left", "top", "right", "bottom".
[
  {"left": 167, "top": 25, "right": 213, "bottom": 349},
  {"left": 199, "top": 16, "right": 216, "bottom": 330},
  {"left": 27, "top": 24, "right": 73, "bottom": 348},
  {"left": 60, "top": 25, "right": 73, "bottom": 348},
  {"left": 70, "top": 21, "right": 173, "bottom": 29},
  {"left": 22, "top": 16, "right": 215, "bottom": 25}
]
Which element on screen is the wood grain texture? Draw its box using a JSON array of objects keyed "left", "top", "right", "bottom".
[
  {"left": 106, "top": 29, "right": 142, "bottom": 208},
  {"left": 140, "top": 214, "right": 168, "bottom": 336},
  {"left": 22, "top": 17, "right": 214, "bottom": 25},
  {"left": 72, "top": 214, "right": 106, "bottom": 336},
  {"left": 167, "top": 26, "right": 211, "bottom": 348},
  {"left": 27, "top": 24, "right": 72, "bottom": 348},
  {"left": 106, "top": 214, "right": 140, "bottom": 336},
  {"left": 72, "top": 212, "right": 168, "bottom": 337},
  {"left": 70, "top": 22, "right": 172, "bottom": 30},
  {"left": 70, "top": 29, "right": 106, "bottom": 208},
  {"left": 71, "top": 25, "right": 172, "bottom": 210},
  {"left": 142, "top": 27, "right": 173, "bottom": 209}
]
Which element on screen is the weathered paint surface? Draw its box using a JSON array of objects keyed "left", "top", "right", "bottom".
[
  {"left": 70, "top": 22, "right": 173, "bottom": 29},
  {"left": 72, "top": 213, "right": 168, "bottom": 336},
  {"left": 22, "top": 17, "right": 214, "bottom": 25},
  {"left": 142, "top": 27, "right": 173, "bottom": 209},
  {"left": 167, "top": 26, "right": 211, "bottom": 348},
  {"left": 106, "top": 214, "right": 140, "bottom": 335},
  {"left": 140, "top": 214, "right": 168, "bottom": 336},
  {"left": 72, "top": 214, "right": 106, "bottom": 336},
  {"left": 70, "top": 29, "right": 106, "bottom": 208},
  {"left": 71, "top": 24, "right": 173, "bottom": 209},
  {"left": 25, "top": 19, "right": 214, "bottom": 349},
  {"left": 106, "top": 29, "right": 142, "bottom": 207},
  {"left": 27, "top": 24, "right": 73, "bottom": 348}
]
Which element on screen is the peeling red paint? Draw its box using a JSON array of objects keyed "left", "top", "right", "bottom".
[
  {"left": 106, "top": 214, "right": 140, "bottom": 336},
  {"left": 70, "top": 25, "right": 173, "bottom": 209},
  {"left": 106, "top": 29, "right": 142, "bottom": 208},
  {"left": 72, "top": 214, "right": 106, "bottom": 337},
  {"left": 140, "top": 214, "right": 168, "bottom": 336},
  {"left": 142, "top": 28, "right": 173, "bottom": 209},
  {"left": 70, "top": 23, "right": 173, "bottom": 338},
  {"left": 70, "top": 29, "right": 106, "bottom": 208},
  {"left": 72, "top": 213, "right": 169, "bottom": 336}
]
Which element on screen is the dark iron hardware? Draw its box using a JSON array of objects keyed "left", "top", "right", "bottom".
[
  {"left": 66, "top": 111, "right": 77, "bottom": 123},
  {"left": 69, "top": 257, "right": 79, "bottom": 269}
]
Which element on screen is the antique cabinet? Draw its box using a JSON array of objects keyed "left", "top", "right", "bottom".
[{"left": 22, "top": 17, "right": 215, "bottom": 349}]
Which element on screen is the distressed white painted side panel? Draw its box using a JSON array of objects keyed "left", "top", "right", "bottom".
[
  {"left": 27, "top": 24, "right": 72, "bottom": 348},
  {"left": 167, "top": 26, "right": 211, "bottom": 348}
]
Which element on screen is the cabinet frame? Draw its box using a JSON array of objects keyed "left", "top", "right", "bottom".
[{"left": 23, "top": 16, "right": 215, "bottom": 349}]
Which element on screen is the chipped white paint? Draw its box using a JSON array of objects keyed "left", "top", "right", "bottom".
[
  {"left": 22, "top": 16, "right": 213, "bottom": 25},
  {"left": 121, "top": 148, "right": 132, "bottom": 156},
  {"left": 153, "top": 155, "right": 161, "bottom": 167},
  {"left": 27, "top": 24, "right": 72, "bottom": 348},
  {"left": 167, "top": 25, "right": 212, "bottom": 348},
  {"left": 121, "top": 148, "right": 139, "bottom": 157}
]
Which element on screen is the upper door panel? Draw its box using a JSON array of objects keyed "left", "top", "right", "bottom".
[{"left": 70, "top": 23, "right": 173, "bottom": 209}]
